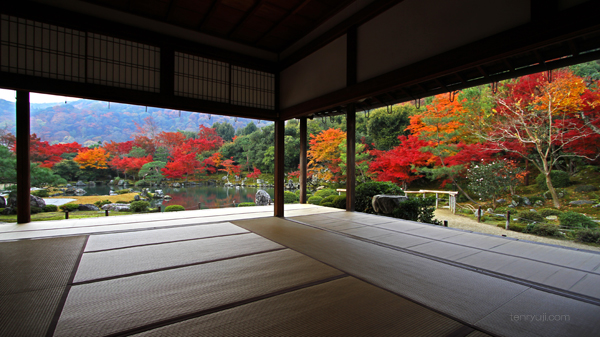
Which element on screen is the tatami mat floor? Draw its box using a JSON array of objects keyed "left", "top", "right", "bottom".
[{"left": 1, "top": 205, "right": 598, "bottom": 336}]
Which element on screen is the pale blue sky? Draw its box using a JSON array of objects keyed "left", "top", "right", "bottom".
[{"left": 0, "top": 88, "right": 82, "bottom": 103}]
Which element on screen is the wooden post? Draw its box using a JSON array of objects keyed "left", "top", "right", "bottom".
[
  {"left": 506, "top": 210, "right": 511, "bottom": 230},
  {"left": 435, "top": 193, "right": 439, "bottom": 209},
  {"left": 16, "top": 91, "right": 31, "bottom": 224},
  {"left": 477, "top": 206, "right": 482, "bottom": 222},
  {"left": 299, "top": 117, "right": 307, "bottom": 204},
  {"left": 274, "top": 119, "right": 285, "bottom": 217},
  {"left": 346, "top": 104, "right": 356, "bottom": 212}
]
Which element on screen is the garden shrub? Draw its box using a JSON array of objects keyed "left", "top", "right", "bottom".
[
  {"left": 294, "top": 189, "right": 301, "bottom": 196},
  {"left": 115, "top": 200, "right": 132, "bottom": 204},
  {"left": 115, "top": 189, "right": 130, "bottom": 194},
  {"left": 332, "top": 195, "right": 346, "bottom": 209},
  {"left": 129, "top": 201, "right": 150, "bottom": 212},
  {"left": 284, "top": 191, "right": 298, "bottom": 204},
  {"left": 498, "top": 223, "right": 527, "bottom": 232},
  {"left": 528, "top": 196, "right": 545, "bottom": 205},
  {"left": 238, "top": 202, "right": 256, "bottom": 207},
  {"left": 538, "top": 208, "right": 563, "bottom": 218},
  {"left": 320, "top": 202, "right": 335, "bottom": 207},
  {"left": 31, "top": 189, "right": 49, "bottom": 197},
  {"left": 543, "top": 188, "right": 568, "bottom": 200},
  {"left": 30, "top": 206, "right": 42, "bottom": 214},
  {"left": 356, "top": 181, "right": 403, "bottom": 214},
  {"left": 559, "top": 211, "right": 598, "bottom": 229},
  {"left": 94, "top": 200, "right": 112, "bottom": 208},
  {"left": 60, "top": 203, "right": 80, "bottom": 212},
  {"left": 165, "top": 205, "right": 185, "bottom": 212},
  {"left": 391, "top": 197, "right": 442, "bottom": 225},
  {"left": 574, "top": 184, "right": 599, "bottom": 192},
  {"left": 516, "top": 211, "right": 545, "bottom": 223},
  {"left": 307, "top": 196, "right": 323, "bottom": 205},
  {"left": 524, "top": 223, "right": 562, "bottom": 237},
  {"left": 320, "top": 195, "right": 337, "bottom": 205},
  {"left": 43, "top": 205, "right": 58, "bottom": 212},
  {"left": 536, "top": 170, "right": 570, "bottom": 190},
  {"left": 575, "top": 229, "right": 600, "bottom": 243},
  {"left": 314, "top": 189, "right": 337, "bottom": 199}
]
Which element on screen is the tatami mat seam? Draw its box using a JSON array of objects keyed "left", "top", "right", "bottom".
[
  {"left": 71, "top": 247, "right": 289, "bottom": 286},
  {"left": 472, "top": 287, "right": 531, "bottom": 327},
  {"left": 44, "top": 235, "right": 89, "bottom": 337},
  {"left": 84, "top": 232, "right": 251, "bottom": 253},
  {"left": 303, "top": 217, "right": 600, "bottom": 276},
  {"left": 99, "top": 274, "right": 350, "bottom": 337},
  {"left": 284, "top": 217, "right": 600, "bottom": 307}
]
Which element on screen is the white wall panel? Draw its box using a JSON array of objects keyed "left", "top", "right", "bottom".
[
  {"left": 357, "top": 0, "right": 530, "bottom": 82},
  {"left": 280, "top": 35, "right": 347, "bottom": 109}
]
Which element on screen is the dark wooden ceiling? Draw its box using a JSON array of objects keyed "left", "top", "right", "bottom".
[{"left": 80, "top": 0, "right": 354, "bottom": 53}]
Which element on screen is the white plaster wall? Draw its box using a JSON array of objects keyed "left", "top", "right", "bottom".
[
  {"left": 357, "top": 0, "right": 531, "bottom": 82},
  {"left": 280, "top": 35, "right": 346, "bottom": 109}
]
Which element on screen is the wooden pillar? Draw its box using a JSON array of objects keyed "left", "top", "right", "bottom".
[
  {"left": 16, "top": 90, "right": 30, "bottom": 224},
  {"left": 274, "top": 119, "right": 285, "bottom": 217},
  {"left": 346, "top": 104, "right": 356, "bottom": 211},
  {"left": 345, "top": 25, "right": 357, "bottom": 212},
  {"left": 299, "top": 117, "right": 307, "bottom": 204}
]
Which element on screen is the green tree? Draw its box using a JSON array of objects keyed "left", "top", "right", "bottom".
[
  {"left": 31, "top": 163, "right": 67, "bottom": 187},
  {"left": 366, "top": 105, "right": 412, "bottom": 150},
  {"left": 52, "top": 160, "right": 81, "bottom": 181},
  {"left": 127, "top": 146, "right": 147, "bottom": 158},
  {"left": 0, "top": 145, "right": 16, "bottom": 184},
  {"left": 213, "top": 122, "right": 235, "bottom": 142},
  {"left": 138, "top": 161, "right": 166, "bottom": 184}
]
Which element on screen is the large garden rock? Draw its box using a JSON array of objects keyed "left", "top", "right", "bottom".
[
  {"left": 78, "top": 204, "right": 99, "bottom": 211},
  {"left": 171, "top": 182, "right": 181, "bottom": 188},
  {"left": 372, "top": 195, "right": 408, "bottom": 214},
  {"left": 569, "top": 200, "right": 595, "bottom": 205},
  {"left": 118, "top": 180, "right": 125, "bottom": 186},
  {"left": 30, "top": 195, "right": 46, "bottom": 208},
  {"left": 76, "top": 180, "right": 86, "bottom": 186},
  {"left": 74, "top": 188, "right": 86, "bottom": 196},
  {"left": 65, "top": 186, "right": 77, "bottom": 194},
  {"left": 101, "top": 203, "right": 131, "bottom": 212},
  {"left": 255, "top": 190, "right": 271, "bottom": 206},
  {"left": 88, "top": 181, "right": 96, "bottom": 186},
  {"left": 154, "top": 190, "right": 164, "bottom": 198},
  {"left": 0, "top": 196, "right": 5, "bottom": 208}
]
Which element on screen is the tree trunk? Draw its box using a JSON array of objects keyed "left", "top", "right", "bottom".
[
  {"left": 545, "top": 171, "right": 561, "bottom": 209},
  {"left": 453, "top": 179, "right": 479, "bottom": 204}
]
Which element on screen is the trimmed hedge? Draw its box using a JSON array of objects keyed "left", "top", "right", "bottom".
[
  {"left": 31, "top": 189, "right": 49, "bottom": 197},
  {"left": 538, "top": 208, "right": 563, "bottom": 218},
  {"left": 524, "top": 223, "right": 562, "bottom": 237},
  {"left": 332, "top": 195, "right": 346, "bottom": 209},
  {"left": 307, "top": 196, "right": 323, "bottom": 205},
  {"left": 390, "top": 197, "right": 442, "bottom": 225},
  {"left": 320, "top": 195, "right": 337, "bottom": 205},
  {"left": 574, "top": 184, "right": 599, "bottom": 192},
  {"left": 94, "top": 200, "right": 112, "bottom": 208},
  {"left": 536, "top": 171, "right": 570, "bottom": 190},
  {"left": 284, "top": 191, "right": 298, "bottom": 204},
  {"left": 115, "top": 189, "right": 131, "bottom": 194},
  {"left": 237, "top": 202, "right": 256, "bottom": 207},
  {"left": 43, "top": 205, "right": 58, "bottom": 212},
  {"left": 60, "top": 203, "right": 80, "bottom": 212},
  {"left": 559, "top": 211, "right": 598, "bottom": 229},
  {"left": 164, "top": 205, "right": 185, "bottom": 212},
  {"left": 30, "top": 206, "right": 42, "bottom": 214},
  {"left": 575, "top": 229, "right": 600, "bottom": 243},
  {"left": 516, "top": 211, "right": 545, "bottom": 223},
  {"left": 356, "top": 181, "right": 403, "bottom": 214},
  {"left": 130, "top": 201, "right": 150, "bottom": 212},
  {"left": 314, "top": 189, "right": 337, "bottom": 199}
]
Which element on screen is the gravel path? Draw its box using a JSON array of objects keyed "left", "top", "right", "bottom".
[{"left": 434, "top": 209, "right": 600, "bottom": 252}]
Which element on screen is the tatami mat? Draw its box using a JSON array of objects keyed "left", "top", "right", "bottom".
[
  {"left": 55, "top": 249, "right": 344, "bottom": 337},
  {"left": 84, "top": 222, "right": 249, "bottom": 252},
  {"left": 233, "top": 217, "right": 529, "bottom": 326},
  {"left": 132, "top": 277, "right": 467, "bottom": 337},
  {"left": 0, "top": 236, "right": 86, "bottom": 337},
  {"left": 74, "top": 233, "right": 284, "bottom": 283}
]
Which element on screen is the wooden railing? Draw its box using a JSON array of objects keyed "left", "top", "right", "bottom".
[{"left": 403, "top": 190, "right": 458, "bottom": 214}]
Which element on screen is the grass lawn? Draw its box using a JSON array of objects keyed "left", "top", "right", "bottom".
[
  {"left": 45, "top": 193, "right": 139, "bottom": 205},
  {"left": 0, "top": 210, "right": 134, "bottom": 223}
]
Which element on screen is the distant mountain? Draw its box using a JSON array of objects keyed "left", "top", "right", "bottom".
[{"left": 0, "top": 99, "right": 267, "bottom": 144}]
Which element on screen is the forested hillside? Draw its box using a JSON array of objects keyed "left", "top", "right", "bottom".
[{"left": 0, "top": 99, "right": 262, "bottom": 145}]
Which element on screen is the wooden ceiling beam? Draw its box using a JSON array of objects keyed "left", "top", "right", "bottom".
[
  {"left": 227, "top": 0, "right": 269, "bottom": 38},
  {"left": 198, "top": 0, "right": 222, "bottom": 31},
  {"left": 254, "top": 0, "right": 313, "bottom": 46}
]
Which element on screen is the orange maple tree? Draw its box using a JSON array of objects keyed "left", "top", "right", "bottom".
[
  {"left": 73, "top": 147, "right": 110, "bottom": 169},
  {"left": 307, "top": 128, "right": 346, "bottom": 182}
]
